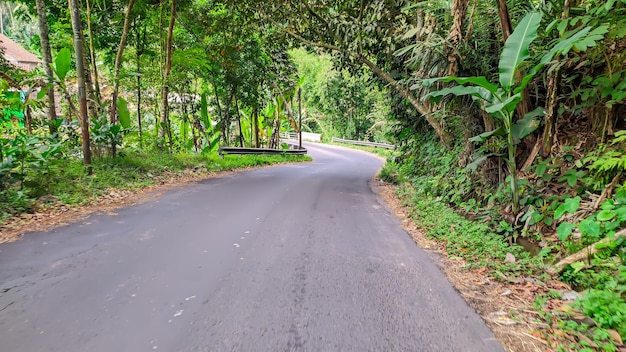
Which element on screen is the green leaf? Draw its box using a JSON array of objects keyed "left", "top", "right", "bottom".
[
  {"left": 570, "top": 261, "right": 586, "bottom": 273},
  {"left": 499, "top": 12, "right": 542, "bottom": 90},
  {"left": 617, "top": 206, "right": 626, "bottom": 221},
  {"left": 579, "top": 218, "right": 601, "bottom": 238},
  {"left": 466, "top": 151, "right": 499, "bottom": 172},
  {"left": 557, "top": 169, "right": 583, "bottom": 188},
  {"left": 117, "top": 97, "right": 131, "bottom": 129},
  {"left": 601, "top": 199, "right": 615, "bottom": 210},
  {"left": 511, "top": 107, "right": 544, "bottom": 141},
  {"left": 554, "top": 196, "right": 581, "bottom": 220},
  {"left": 53, "top": 48, "right": 72, "bottom": 82},
  {"left": 529, "top": 27, "right": 592, "bottom": 77},
  {"left": 393, "top": 44, "right": 417, "bottom": 56},
  {"left": 573, "top": 25, "right": 609, "bottom": 51},
  {"left": 557, "top": 222, "right": 576, "bottom": 241},
  {"left": 565, "top": 196, "right": 581, "bottom": 213},
  {"left": 597, "top": 209, "right": 616, "bottom": 221},
  {"left": 535, "top": 163, "right": 547, "bottom": 177},
  {"left": 468, "top": 128, "right": 505, "bottom": 143},
  {"left": 37, "top": 85, "right": 49, "bottom": 100},
  {"left": 605, "top": 221, "right": 621, "bottom": 232},
  {"left": 615, "top": 189, "right": 626, "bottom": 204},
  {"left": 401, "top": 27, "right": 420, "bottom": 40},
  {"left": 424, "top": 85, "right": 494, "bottom": 103},
  {"left": 554, "top": 205, "right": 567, "bottom": 220},
  {"left": 440, "top": 76, "right": 499, "bottom": 94},
  {"left": 485, "top": 94, "right": 521, "bottom": 115}
]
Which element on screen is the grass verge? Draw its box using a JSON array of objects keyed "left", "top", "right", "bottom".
[
  {"left": 396, "top": 183, "right": 543, "bottom": 275},
  {"left": 389, "top": 180, "right": 625, "bottom": 351},
  {"left": 330, "top": 141, "right": 395, "bottom": 159}
]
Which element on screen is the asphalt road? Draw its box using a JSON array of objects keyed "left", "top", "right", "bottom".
[{"left": 0, "top": 143, "right": 504, "bottom": 352}]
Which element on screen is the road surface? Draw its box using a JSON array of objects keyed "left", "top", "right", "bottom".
[{"left": 0, "top": 143, "right": 504, "bottom": 352}]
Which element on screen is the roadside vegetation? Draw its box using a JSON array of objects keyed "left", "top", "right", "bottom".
[{"left": 1, "top": 0, "right": 625, "bottom": 350}]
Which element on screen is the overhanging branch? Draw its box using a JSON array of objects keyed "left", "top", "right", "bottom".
[{"left": 269, "top": 19, "right": 446, "bottom": 141}]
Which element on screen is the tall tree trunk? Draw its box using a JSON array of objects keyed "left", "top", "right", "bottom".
[
  {"left": 67, "top": 1, "right": 97, "bottom": 120},
  {"left": 136, "top": 54, "right": 143, "bottom": 148},
  {"left": 540, "top": 0, "right": 571, "bottom": 158},
  {"left": 447, "top": 0, "right": 470, "bottom": 76},
  {"left": 111, "top": 0, "right": 137, "bottom": 122},
  {"left": 159, "top": 0, "right": 176, "bottom": 151},
  {"left": 69, "top": 0, "right": 92, "bottom": 172},
  {"left": 85, "top": 0, "right": 102, "bottom": 108},
  {"left": 110, "top": 0, "right": 136, "bottom": 157},
  {"left": 234, "top": 94, "right": 244, "bottom": 147},
  {"left": 25, "top": 106, "right": 33, "bottom": 134},
  {"left": 223, "top": 89, "right": 235, "bottom": 146},
  {"left": 35, "top": 0, "right": 58, "bottom": 134},
  {"left": 78, "top": 23, "right": 97, "bottom": 120},
  {"left": 495, "top": 0, "right": 512, "bottom": 39},
  {"left": 135, "top": 17, "right": 145, "bottom": 149},
  {"left": 298, "top": 88, "right": 302, "bottom": 149}
]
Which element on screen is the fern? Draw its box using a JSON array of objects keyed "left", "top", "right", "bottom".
[
  {"left": 589, "top": 153, "right": 626, "bottom": 174},
  {"left": 612, "top": 130, "right": 626, "bottom": 145},
  {"left": 586, "top": 132, "right": 626, "bottom": 186}
]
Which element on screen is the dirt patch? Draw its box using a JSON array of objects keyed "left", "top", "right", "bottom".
[{"left": 374, "top": 179, "right": 561, "bottom": 352}]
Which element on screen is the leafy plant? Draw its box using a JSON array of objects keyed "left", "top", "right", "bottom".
[
  {"left": 575, "top": 289, "right": 626, "bottom": 339},
  {"left": 90, "top": 115, "right": 123, "bottom": 158},
  {"left": 199, "top": 93, "right": 220, "bottom": 154},
  {"left": 423, "top": 12, "right": 605, "bottom": 215}
]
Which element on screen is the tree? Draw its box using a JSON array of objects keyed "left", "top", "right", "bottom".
[
  {"left": 35, "top": 0, "right": 58, "bottom": 134},
  {"left": 240, "top": 0, "right": 447, "bottom": 141},
  {"left": 159, "top": 0, "right": 176, "bottom": 150},
  {"left": 110, "top": 0, "right": 136, "bottom": 157},
  {"left": 69, "top": 0, "right": 92, "bottom": 171}
]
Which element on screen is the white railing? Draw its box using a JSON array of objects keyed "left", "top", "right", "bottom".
[
  {"left": 331, "top": 137, "right": 395, "bottom": 149},
  {"left": 280, "top": 132, "right": 322, "bottom": 142}
]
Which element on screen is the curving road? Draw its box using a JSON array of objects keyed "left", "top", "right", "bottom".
[{"left": 0, "top": 143, "right": 504, "bottom": 352}]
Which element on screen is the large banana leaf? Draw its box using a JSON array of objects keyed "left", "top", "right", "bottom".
[
  {"left": 485, "top": 94, "right": 521, "bottom": 116},
  {"left": 511, "top": 107, "right": 544, "bottom": 142},
  {"left": 499, "top": 12, "right": 542, "bottom": 90},
  {"left": 422, "top": 76, "right": 499, "bottom": 95},
  {"left": 425, "top": 85, "right": 497, "bottom": 104},
  {"left": 53, "top": 48, "right": 72, "bottom": 82}
]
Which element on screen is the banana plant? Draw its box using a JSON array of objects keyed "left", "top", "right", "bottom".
[
  {"left": 199, "top": 93, "right": 220, "bottom": 154},
  {"left": 261, "top": 102, "right": 277, "bottom": 147},
  {"left": 423, "top": 11, "right": 605, "bottom": 216},
  {"left": 239, "top": 108, "right": 252, "bottom": 147}
]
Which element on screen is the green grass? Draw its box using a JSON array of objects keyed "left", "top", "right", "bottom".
[
  {"left": 206, "top": 154, "right": 312, "bottom": 172},
  {"left": 0, "top": 151, "right": 311, "bottom": 224},
  {"left": 330, "top": 141, "right": 395, "bottom": 158},
  {"left": 395, "top": 183, "right": 543, "bottom": 275}
]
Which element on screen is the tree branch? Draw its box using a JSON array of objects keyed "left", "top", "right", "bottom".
[{"left": 269, "top": 19, "right": 446, "bottom": 141}]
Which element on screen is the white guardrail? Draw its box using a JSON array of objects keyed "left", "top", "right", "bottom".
[
  {"left": 331, "top": 137, "right": 395, "bottom": 149},
  {"left": 280, "top": 132, "right": 322, "bottom": 142}
]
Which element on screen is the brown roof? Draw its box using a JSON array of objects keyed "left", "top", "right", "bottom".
[{"left": 0, "top": 34, "right": 41, "bottom": 71}]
